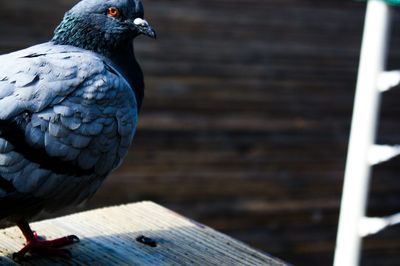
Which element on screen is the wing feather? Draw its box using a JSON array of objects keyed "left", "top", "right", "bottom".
[{"left": 0, "top": 43, "right": 138, "bottom": 205}]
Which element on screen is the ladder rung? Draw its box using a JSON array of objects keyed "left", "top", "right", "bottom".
[
  {"left": 377, "top": 70, "right": 400, "bottom": 92},
  {"left": 359, "top": 213, "right": 400, "bottom": 237},
  {"left": 359, "top": 217, "right": 388, "bottom": 237},
  {"left": 386, "top": 212, "right": 400, "bottom": 226},
  {"left": 367, "top": 144, "right": 400, "bottom": 165}
]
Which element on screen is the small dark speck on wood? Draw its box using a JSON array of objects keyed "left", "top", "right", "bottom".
[{"left": 136, "top": 235, "right": 157, "bottom": 247}]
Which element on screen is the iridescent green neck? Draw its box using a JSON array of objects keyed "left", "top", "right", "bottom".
[
  {"left": 52, "top": 14, "right": 122, "bottom": 57},
  {"left": 51, "top": 13, "right": 144, "bottom": 110}
]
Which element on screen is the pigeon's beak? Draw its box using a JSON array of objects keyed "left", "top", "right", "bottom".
[{"left": 131, "top": 18, "right": 157, "bottom": 39}]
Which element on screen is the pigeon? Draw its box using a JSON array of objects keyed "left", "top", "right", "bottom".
[{"left": 0, "top": 0, "right": 155, "bottom": 260}]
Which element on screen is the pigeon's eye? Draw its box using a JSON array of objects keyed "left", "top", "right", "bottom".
[{"left": 107, "top": 7, "right": 120, "bottom": 17}]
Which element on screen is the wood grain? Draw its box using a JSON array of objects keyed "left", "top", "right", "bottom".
[{"left": 0, "top": 202, "right": 286, "bottom": 266}]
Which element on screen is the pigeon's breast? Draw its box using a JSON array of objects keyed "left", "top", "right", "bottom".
[{"left": 55, "top": 71, "right": 138, "bottom": 176}]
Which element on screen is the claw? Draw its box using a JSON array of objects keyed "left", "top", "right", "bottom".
[{"left": 68, "top": 235, "right": 80, "bottom": 243}]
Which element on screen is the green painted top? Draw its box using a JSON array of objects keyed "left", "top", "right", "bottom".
[
  {"left": 358, "top": 0, "right": 400, "bottom": 5},
  {"left": 384, "top": 0, "right": 400, "bottom": 5}
]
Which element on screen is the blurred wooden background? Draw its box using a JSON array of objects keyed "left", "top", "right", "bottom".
[{"left": 1, "top": 0, "right": 400, "bottom": 265}]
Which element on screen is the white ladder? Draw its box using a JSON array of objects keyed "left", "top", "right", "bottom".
[{"left": 333, "top": 1, "right": 400, "bottom": 266}]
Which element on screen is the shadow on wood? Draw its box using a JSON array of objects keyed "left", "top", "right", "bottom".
[{"left": 0, "top": 202, "right": 287, "bottom": 266}]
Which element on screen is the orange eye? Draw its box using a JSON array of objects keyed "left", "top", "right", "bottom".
[{"left": 107, "top": 7, "right": 120, "bottom": 17}]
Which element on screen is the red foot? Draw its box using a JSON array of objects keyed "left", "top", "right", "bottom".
[{"left": 13, "top": 221, "right": 80, "bottom": 261}]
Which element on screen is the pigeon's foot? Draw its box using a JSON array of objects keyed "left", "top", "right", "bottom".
[
  {"left": 13, "top": 220, "right": 79, "bottom": 261},
  {"left": 12, "top": 237, "right": 78, "bottom": 261}
]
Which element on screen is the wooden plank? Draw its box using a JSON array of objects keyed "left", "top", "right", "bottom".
[{"left": 0, "top": 202, "right": 286, "bottom": 266}]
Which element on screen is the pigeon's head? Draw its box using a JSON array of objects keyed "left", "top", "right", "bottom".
[{"left": 52, "top": 0, "right": 156, "bottom": 56}]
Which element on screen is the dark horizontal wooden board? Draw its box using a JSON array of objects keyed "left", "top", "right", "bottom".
[{"left": 1, "top": 1, "right": 400, "bottom": 265}]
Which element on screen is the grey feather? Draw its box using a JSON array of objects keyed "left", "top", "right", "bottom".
[
  {"left": 0, "top": 152, "right": 23, "bottom": 167},
  {"left": 0, "top": 158, "right": 28, "bottom": 174},
  {"left": 60, "top": 115, "right": 82, "bottom": 130},
  {"left": 13, "top": 73, "right": 39, "bottom": 88},
  {"left": 48, "top": 122, "right": 69, "bottom": 138},
  {"left": 26, "top": 127, "right": 44, "bottom": 147},
  {"left": 0, "top": 139, "right": 14, "bottom": 153},
  {"left": 15, "top": 165, "right": 49, "bottom": 193},
  {"left": 77, "top": 149, "right": 100, "bottom": 170},
  {"left": 68, "top": 134, "right": 92, "bottom": 149},
  {"left": 53, "top": 105, "right": 74, "bottom": 117},
  {"left": 78, "top": 122, "right": 104, "bottom": 136}
]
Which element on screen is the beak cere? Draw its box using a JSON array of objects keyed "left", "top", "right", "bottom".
[
  {"left": 133, "top": 18, "right": 148, "bottom": 26},
  {"left": 134, "top": 18, "right": 157, "bottom": 39}
]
